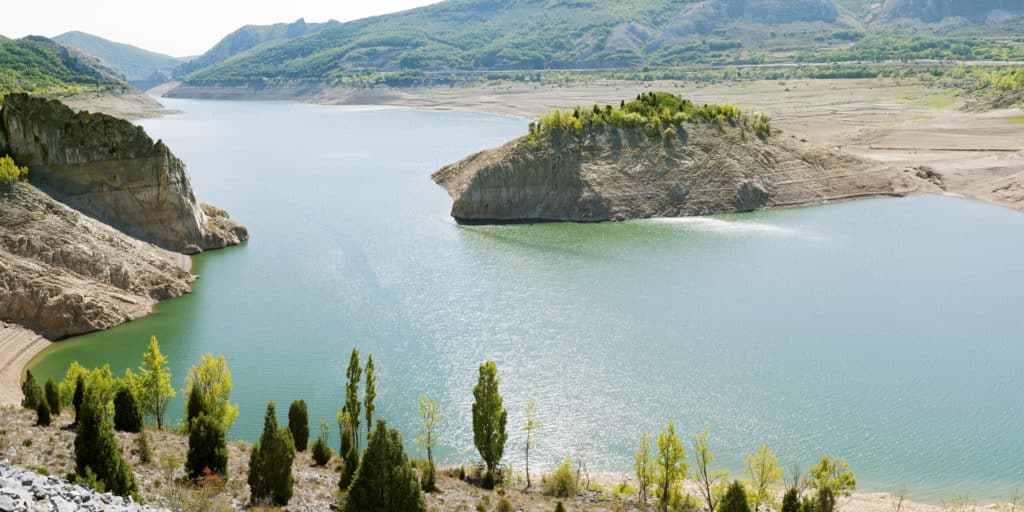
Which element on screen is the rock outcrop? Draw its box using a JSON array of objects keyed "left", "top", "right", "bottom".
[
  {"left": 0, "top": 460, "right": 169, "bottom": 511},
  {"left": 0, "top": 183, "right": 193, "bottom": 339},
  {"left": 433, "top": 123, "right": 937, "bottom": 223},
  {"left": 0, "top": 93, "right": 246, "bottom": 254}
]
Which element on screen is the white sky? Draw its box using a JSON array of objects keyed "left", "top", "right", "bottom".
[{"left": 1, "top": 0, "right": 440, "bottom": 57}]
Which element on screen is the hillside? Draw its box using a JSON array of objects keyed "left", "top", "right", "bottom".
[
  {"left": 54, "top": 31, "right": 182, "bottom": 88},
  {"left": 873, "top": 0, "right": 1024, "bottom": 22},
  {"left": 432, "top": 92, "right": 937, "bottom": 223},
  {"left": 172, "top": 18, "right": 339, "bottom": 78},
  {"left": 0, "top": 35, "right": 129, "bottom": 95},
  {"left": 178, "top": 0, "right": 857, "bottom": 84}
]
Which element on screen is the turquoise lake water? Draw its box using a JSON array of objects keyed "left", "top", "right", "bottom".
[{"left": 30, "top": 98, "right": 1024, "bottom": 501}]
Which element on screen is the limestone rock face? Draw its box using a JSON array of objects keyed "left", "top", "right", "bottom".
[
  {"left": 0, "top": 183, "right": 193, "bottom": 339},
  {"left": 0, "top": 93, "right": 246, "bottom": 254},
  {"left": 433, "top": 124, "right": 937, "bottom": 223}
]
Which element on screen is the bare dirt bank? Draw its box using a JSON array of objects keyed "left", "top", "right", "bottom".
[{"left": 0, "top": 324, "right": 49, "bottom": 406}]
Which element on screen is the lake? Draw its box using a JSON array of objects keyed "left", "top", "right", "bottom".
[{"left": 30, "top": 98, "right": 1024, "bottom": 501}]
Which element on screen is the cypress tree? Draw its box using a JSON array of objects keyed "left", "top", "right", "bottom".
[
  {"left": 344, "top": 349, "right": 362, "bottom": 453},
  {"left": 344, "top": 420, "right": 426, "bottom": 512},
  {"left": 186, "top": 413, "right": 229, "bottom": 480},
  {"left": 113, "top": 386, "right": 143, "bottom": 433},
  {"left": 185, "top": 383, "right": 207, "bottom": 430},
  {"left": 555, "top": 502, "right": 567, "bottom": 512},
  {"left": 248, "top": 402, "right": 295, "bottom": 506},
  {"left": 288, "top": 400, "right": 309, "bottom": 452},
  {"left": 21, "top": 369, "right": 41, "bottom": 409},
  {"left": 339, "top": 421, "right": 358, "bottom": 490},
  {"left": 720, "top": 481, "right": 752, "bottom": 512},
  {"left": 420, "top": 458, "right": 437, "bottom": 493},
  {"left": 45, "top": 377, "right": 60, "bottom": 416},
  {"left": 71, "top": 376, "right": 85, "bottom": 427},
  {"left": 36, "top": 399, "right": 51, "bottom": 426},
  {"left": 364, "top": 355, "right": 376, "bottom": 443},
  {"left": 781, "top": 488, "right": 801, "bottom": 512},
  {"left": 472, "top": 361, "right": 507, "bottom": 488},
  {"left": 74, "top": 389, "right": 139, "bottom": 499},
  {"left": 815, "top": 487, "right": 836, "bottom": 512},
  {"left": 137, "top": 429, "right": 152, "bottom": 465}
]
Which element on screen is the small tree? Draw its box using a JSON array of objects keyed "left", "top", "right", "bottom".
[
  {"left": 693, "top": 429, "right": 728, "bottom": 512},
  {"left": 113, "top": 386, "right": 143, "bottom": 433},
  {"left": 416, "top": 395, "right": 442, "bottom": 469},
  {"left": 74, "top": 387, "right": 139, "bottom": 499},
  {"left": 288, "top": 400, "right": 310, "bottom": 452},
  {"left": 523, "top": 397, "right": 541, "bottom": 489},
  {"left": 45, "top": 377, "right": 61, "bottom": 416},
  {"left": 720, "top": 481, "right": 752, "bottom": 512},
  {"left": 472, "top": 361, "right": 507, "bottom": 488},
  {"left": 186, "top": 413, "right": 229, "bottom": 480},
  {"left": 311, "top": 418, "right": 334, "bottom": 466},
  {"left": 635, "top": 432, "right": 654, "bottom": 509},
  {"left": 344, "top": 348, "right": 362, "bottom": 453},
  {"left": 543, "top": 457, "right": 578, "bottom": 497},
  {"left": 71, "top": 375, "right": 85, "bottom": 427},
  {"left": 337, "top": 410, "right": 358, "bottom": 490},
  {"left": 185, "top": 384, "right": 207, "bottom": 428},
  {"left": 421, "top": 458, "right": 437, "bottom": 493},
  {"left": 182, "top": 353, "right": 238, "bottom": 432},
  {"left": 807, "top": 455, "right": 856, "bottom": 497},
  {"left": 36, "top": 399, "right": 51, "bottom": 426},
  {"left": 137, "top": 430, "right": 152, "bottom": 465},
  {"left": 248, "top": 402, "right": 295, "bottom": 506},
  {"left": 21, "top": 369, "right": 41, "bottom": 409},
  {"left": 655, "top": 421, "right": 687, "bottom": 512},
  {"left": 130, "top": 336, "right": 175, "bottom": 430},
  {"left": 364, "top": 354, "right": 376, "bottom": 442},
  {"left": 745, "top": 442, "right": 782, "bottom": 512},
  {"left": 782, "top": 487, "right": 801, "bottom": 512},
  {"left": 344, "top": 420, "right": 426, "bottom": 512}
]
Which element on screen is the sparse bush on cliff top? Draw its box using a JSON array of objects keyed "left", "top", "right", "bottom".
[
  {"left": 542, "top": 457, "right": 578, "bottom": 497},
  {"left": 113, "top": 385, "right": 143, "bottom": 433},
  {"left": 344, "top": 420, "right": 426, "bottom": 512},
  {"left": 288, "top": 399, "right": 310, "bottom": 452},
  {"left": 311, "top": 418, "right": 333, "bottom": 466},
  {"left": 528, "top": 91, "right": 769, "bottom": 142},
  {"left": 185, "top": 412, "right": 229, "bottom": 480}
]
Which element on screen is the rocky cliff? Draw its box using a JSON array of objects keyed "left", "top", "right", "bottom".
[
  {"left": 0, "top": 93, "right": 246, "bottom": 254},
  {"left": 0, "top": 183, "right": 193, "bottom": 339},
  {"left": 433, "top": 118, "right": 936, "bottom": 223},
  {"left": 874, "top": 0, "right": 1024, "bottom": 22}
]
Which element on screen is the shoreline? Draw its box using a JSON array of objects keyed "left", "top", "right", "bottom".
[{"left": 0, "top": 324, "right": 51, "bottom": 406}]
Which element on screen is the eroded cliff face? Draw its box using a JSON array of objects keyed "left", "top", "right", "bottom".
[
  {"left": 0, "top": 93, "right": 246, "bottom": 254},
  {"left": 0, "top": 183, "right": 193, "bottom": 339},
  {"left": 433, "top": 123, "right": 937, "bottom": 223}
]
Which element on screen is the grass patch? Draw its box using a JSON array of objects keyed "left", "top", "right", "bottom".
[
  {"left": 1006, "top": 114, "right": 1024, "bottom": 125},
  {"left": 906, "top": 93, "right": 957, "bottom": 109}
]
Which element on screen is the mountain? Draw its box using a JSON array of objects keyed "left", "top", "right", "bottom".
[
  {"left": 178, "top": 0, "right": 854, "bottom": 84},
  {"left": 873, "top": 0, "right": 1024, "bottom": 22},
  {"left": 172, "top": 18, "right": 339, "bottom": 78},
  {"left": 53, "top": 31, "right": 182, "bottom": 88},
  {"left": 0, "top": 35, "right": 129, "bottom": 96}
]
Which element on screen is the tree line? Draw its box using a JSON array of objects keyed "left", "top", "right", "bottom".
[{"left": 22, "top": 339, "right": 857, "bottom": 511}]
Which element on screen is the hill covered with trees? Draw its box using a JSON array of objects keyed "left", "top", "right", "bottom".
[
  {"left": 0, "top": 35, "right": 129, "bottom": 95},
  {"left": 54, "top": 31, "right": 183, "bottom": 88}
]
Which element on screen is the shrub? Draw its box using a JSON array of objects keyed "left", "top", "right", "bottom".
[
  {"left": 74, "top": 387, "right": 139, "bottom": 499},
  {"left": 339, "top": 420, "right": 359, "bottom": 490},
  {"left": 113, "top": 386, "right": 143, "bottom": 433},
  {"left": 344, "top": 420, "right": 426, "bottom": 512},
  {"left": 420, "top": 458, "right": 437, "bottom": 492},
  {"left": 71, "top": 376, "right": 85, "bottom": 426},
  {"left": 186, "top": 413, "right": 229, "bottom": 480},
  {"left": 720, "top": 481, "right": 752, "bottom": 512},
  {"left": 21, "top": 370, "right": 41, "bottom": 409},
  {"left": 543, "top": 457, "right": 578, "bottom": 497},
  {"left": 311, "top": 437, "right": 333, "bottom": 466},
  {"left": 288, "top": 400, "right": 309, "bottom": 452},
  {"left": 782, "top": 488, "right": 800, "bottom": 512},
  {"left": 554, "top": 502, "right": 566, "bottom": 512},
  {"left": 137, "top": 430, "right": 152, "bottom": 465},
  {"left": 497, "top": 497, "right": 513, "bottom": 512},
  {"left": 613, "top": 481, "right": 638, "bottom": 500},
  {"left": 45, "top": 378, "right": 60, "bottom": 416},
  {"left": 36, "top": 400, "right": 51, "bottom": 426},
  {"left": 0, "top": 155, "right": 27, "bottom": 183},
  {"left": 248, "top": 402, "right": 295, "bottom": 506},
  {"left": 185, "top": 383, "right": 207, "bottom": 429}
]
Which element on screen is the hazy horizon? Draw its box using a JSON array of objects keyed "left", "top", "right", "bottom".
[{"left": 1, "top": 0, "right": 441, "bottom": 57}]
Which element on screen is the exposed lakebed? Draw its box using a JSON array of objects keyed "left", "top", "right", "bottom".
[{"left": 30, "top": 99, "right": 1024, "bottom": 500}]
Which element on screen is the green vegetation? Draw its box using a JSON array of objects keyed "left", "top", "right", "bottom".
[
  {"left": 0, "top": 155, "right": 28, "bottom": 183},
  {"left": 344, "top": 348, "right": 363, "bottom": 452},
  {"left": 20, "top": 369, "right": 41, "bottom": 409},
  {"left": 311, "top": 418, "right": 334, "bottom": 466},
  {"left": 807, "top": 455, "right": 857, "bottom": 497},
  {"left": 720, "top": 481, "right": 752, "bottom": 512},
  {"left": 416, "top": 395, "right": 442, "bottom": 492},
  {"left": 53, "top": 31, "right": 181, "bottom": 84},
  {"left": 523, "top": 397, "right": 541, "bottom": 489},
  {"left": 528, "top": 92, "right": 769, "bottom": 143},
  {"left": 288, "top": 400, "right": 310, "bottom": 452},
  {"left": 248, "top": 401, "right": 296, "bottom": 506},
  {"left": 807, "top": 33, "right": 1024, "bottom": 63},
  {"left": 472, "top": 361, "right": 507, "bottom": 489},
  {"left": 1008, "top": 114, "right": 1024, "bottom": 124},
  {"left": 112, "top": 385, "right": 143, "bottom": 433},
  {"left": 0, "top": 36, "right": 127, "bottom": 96},
  {"left": 542, "top": 457, "right": 578, "bottom": 498},
  {"left": 693, "top": 429, "right": 728, "bottom": 512},
  {"left": 744, "top": 442, "right": 782, "bottom": 511},
  {"left": 35, "top": 399, "right": 51, "bottom": 426},
  {"left": 182, "top": 352, "right": 238, "bottom": 432},
  {"left": 365, "top": 355, "right": 376, "bottom": 443},
  {"left": 635, "top": 432, "right": 654, "bottom": 507},
  {"left": 655, "top": 421, "right": 688, "bottom": 511},
  {"left": 137, "top": 429, "right": 152, "bottom": 465},
  {"left": 344, "top": 420, "right": 426, "bottom": 512},
  {"left": 125, "top": 336, "right": 175, "bottom": 430},
  {"left": 44, "top": 377, "right": 60, "bottom": 417},
  {"left": 74, "top": 383, "right": 139, "bottom": 499},
  {"left": 185, "top": 412, "right": 229, "bottom": 480}
]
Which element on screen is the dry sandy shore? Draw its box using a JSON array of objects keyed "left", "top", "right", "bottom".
[{"left": 0, "top": 324, "right": 50, "bottom": 407}]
